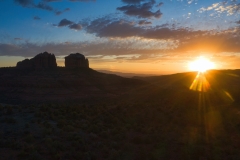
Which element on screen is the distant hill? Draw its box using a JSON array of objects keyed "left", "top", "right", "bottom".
[
  {"left": 127, "top": 69, "right": 240, "bottom": 105},
  {"left": 97, "top": 70, "right": 158, "bottom": 78},
  {"left": 1, "top": 68, "right": 240, "bottom": 105},
  {"left": 0, "top": 67, "right": 146, "bottom": 104}
]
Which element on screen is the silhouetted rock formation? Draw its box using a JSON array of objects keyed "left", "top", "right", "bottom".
[
  {"left": 16, "top": 59, "right": 32, "bottom": 69},
  {"left": 16, "top": 52, "right": 57, "bottom": 70},
  {"left": 65, "top": 53, "right": 89, "bottom": 68}
]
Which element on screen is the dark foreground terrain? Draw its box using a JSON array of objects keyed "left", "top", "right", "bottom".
[{"left": 1, "top": 68, "right": 240, "bottom": 159}]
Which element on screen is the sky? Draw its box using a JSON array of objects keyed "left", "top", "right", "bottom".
[{"left": 0, "top": 0, "right": 240, "bottom": 74}]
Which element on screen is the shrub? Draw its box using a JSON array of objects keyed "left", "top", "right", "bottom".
[
  {"left": 63, "top": 125, "right": 75, "bottom": 132},
  {"left": 43, "top": 121, "right": 51, "bottom": 129},
  {"left": 44, "top": 137, "right": 53, "bottom": 145},
  {"left": 43, "top": 128, "right": 53, "bottom": 135},
  {"left": 3, "top": 117, "right": 17, "bottom": 124},
  {"left": 6, "top": 105, "right": 13, "bottom": 115},
  {"left": 18, "top": 150, "right": 29, "bottom": 159},
  {"left": 28, "top": 151, "right": 43, "bottom": 160},
  {"left": 0, "top": 104, "right": 3, "bottom": 111},
  {"left": 18, "top": 107, "right": 22, "bottom": 112},
  {"left": 24, "top": 134, "right": 34, "bottom": 143}
]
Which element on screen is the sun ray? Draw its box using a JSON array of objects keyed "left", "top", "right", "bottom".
[{"left": 190, "top": 72, "right": 210, "bottom": 92}]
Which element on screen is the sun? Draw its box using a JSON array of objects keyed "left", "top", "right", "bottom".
[{"left": 188, "top": 56, "right": 215, "bottom": 72}]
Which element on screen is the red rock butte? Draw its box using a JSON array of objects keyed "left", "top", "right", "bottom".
[
  {"left": 16, "top": 52, "right": 89, "bottom": 70},
  {"left": 65, "top": 53, "right": 89, "bottom": 69},
  {"left": 16, "top": 51, "right": 57, "bottom": 70}
]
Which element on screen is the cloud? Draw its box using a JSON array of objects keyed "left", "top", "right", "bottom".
[
  {"left": 35, "top": 2, "right": 53, "bottom": 11},
  {"left": 14, "top": 38, "right": 23, "bottom": 40},
  {"left": 187, "top": 0, "right": 194, "bottom": 5},
  {"left": 117, "top": 0, "right": 162, "bottom": 19},
  {"left": 56, "top": 18, "right": 82, "bottom": 30},
  {"left": 14, "top": 0, "right": 69, "bottom": 15},
  {"left": 55, "top": 8, "right": 70, "bottom": 15},
  {"left": 175, "top": 28, "right": 240, "bottom": 53},
  {"left": 199, "top": 1, "right": 240, "bottom": 15},
  {"left": 58, "top": 18, "right": 74, "bottom": 27},
  {"left": 33, "top": 16, "right": 41, "bottom": 20},
  {"left": 0, "top": 38, "right": 171, "bottom": 60},
  {"left": 82, "top": 15, "right": 240, "bottom": 55},
  {"left": 14, "top": 0, "right": 34, "bottom": 7},
  {"left": 84, "top": 17, "right": 203, "bottom": 40},
  {"left": 2, "top": 26, "right": 240, "bottom": 69},
  {"left": 142, "top": 27, "right": 205, "bottom": 40},
  {"left": 138, "top": 20, "right": 152, "bottom": 25},
  {"left": 69, "top": 23, "right": 82, "bottom": 30},
  {"left": 86, "top": 18, "right": 143, "bottom": 38},
  {"left": 156, "top": 2, "right": 163, "bottom": 7},
  {"left": 35, "top": 2, "right": 70, "bottom": 15}
]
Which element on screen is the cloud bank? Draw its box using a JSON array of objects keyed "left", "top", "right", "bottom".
[{"left": 117, "top": 0, "right": 162, "bottom": 19}]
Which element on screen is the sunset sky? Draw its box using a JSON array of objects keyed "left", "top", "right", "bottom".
[{"left": 1, "top": 0, "right": 240, "bottom": 74}]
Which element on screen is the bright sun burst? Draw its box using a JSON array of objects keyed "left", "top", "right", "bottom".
[{"left": 188, "top": 56, "right": 215, "bottom": 72}]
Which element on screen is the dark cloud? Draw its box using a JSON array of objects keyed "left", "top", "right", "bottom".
[
  {"left": 14, "top": 38, "right": 23, "bottom": 40},
  {"left": 14, "top": 0, "right": 69, "bottom": 15},
  {"left": 117, "top": 0, "right": 162, "bottom": 19},
  {"left": 86, "top": 18, "right": 143, "bottom": 38},
  {"left": 55, "top": 11, "right": 62, "bottom": 15},
  {"left": 37, "top": 3, "right": 68, "bottom": 15},
  {"left": 69, "top": 23, "right": 82, "bottom": 30},
  {"left": 33, "top": 16, "right": 41, "bottom": 20},
  {"left": 236, "top": 20, "right": 240, "bottom": 24},
  {"left": 14, "top": 0, "right": 34, "bottom": 7},
  {"left": 156, "top": 2, "right": 163, "bottom": 7},
  {"left": 55, "top": 8, "right": 70, "bottom": 15},
  {"left": 15, "top": 0, "right": 53, "bottom": 11},
  {"left": 142, "top": 27, "right": 205, "bottom": 40},
  {"left": 85, "top": 17, "right": 112, "bottom": 33},
  {"left": 35, "top": 2, "right": 53, "bottom": 11},
  {"left": 84, "top": 17, "right": 198, "bottom": 40},
  {"left": 122, "top": 0, "right": 145, "bottom": 4},
  {"left": 138, "top": 20, "right": 152, "bottom": 25},
  {"left": 58, "top": 19, "right": 74, "bottom": 27},
  {"left": 83, "top": 16, "right": 240, "bottom": 54},
  {"left": 65, "top": 8, "right": 70, "bottom": 11}
]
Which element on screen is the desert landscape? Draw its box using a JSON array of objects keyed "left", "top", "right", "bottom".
[{"left": 1, "top": 0, "right": 240, "bottom": 159}]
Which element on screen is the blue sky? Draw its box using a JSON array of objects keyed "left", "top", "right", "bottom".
[{"left": 1, "top": 0, "right": 240, "bottom": 74}]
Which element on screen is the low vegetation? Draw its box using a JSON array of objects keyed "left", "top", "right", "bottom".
[{"left": 1, "top": 96, "right": 240, "bottom": 159}]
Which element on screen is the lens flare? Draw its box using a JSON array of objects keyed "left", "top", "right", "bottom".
[
  {"left": 190, "top": 72, "right": 210, "bottom": 92},
  {"left": 188, "top": 56, "right": 215, "bottom": 72}
]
